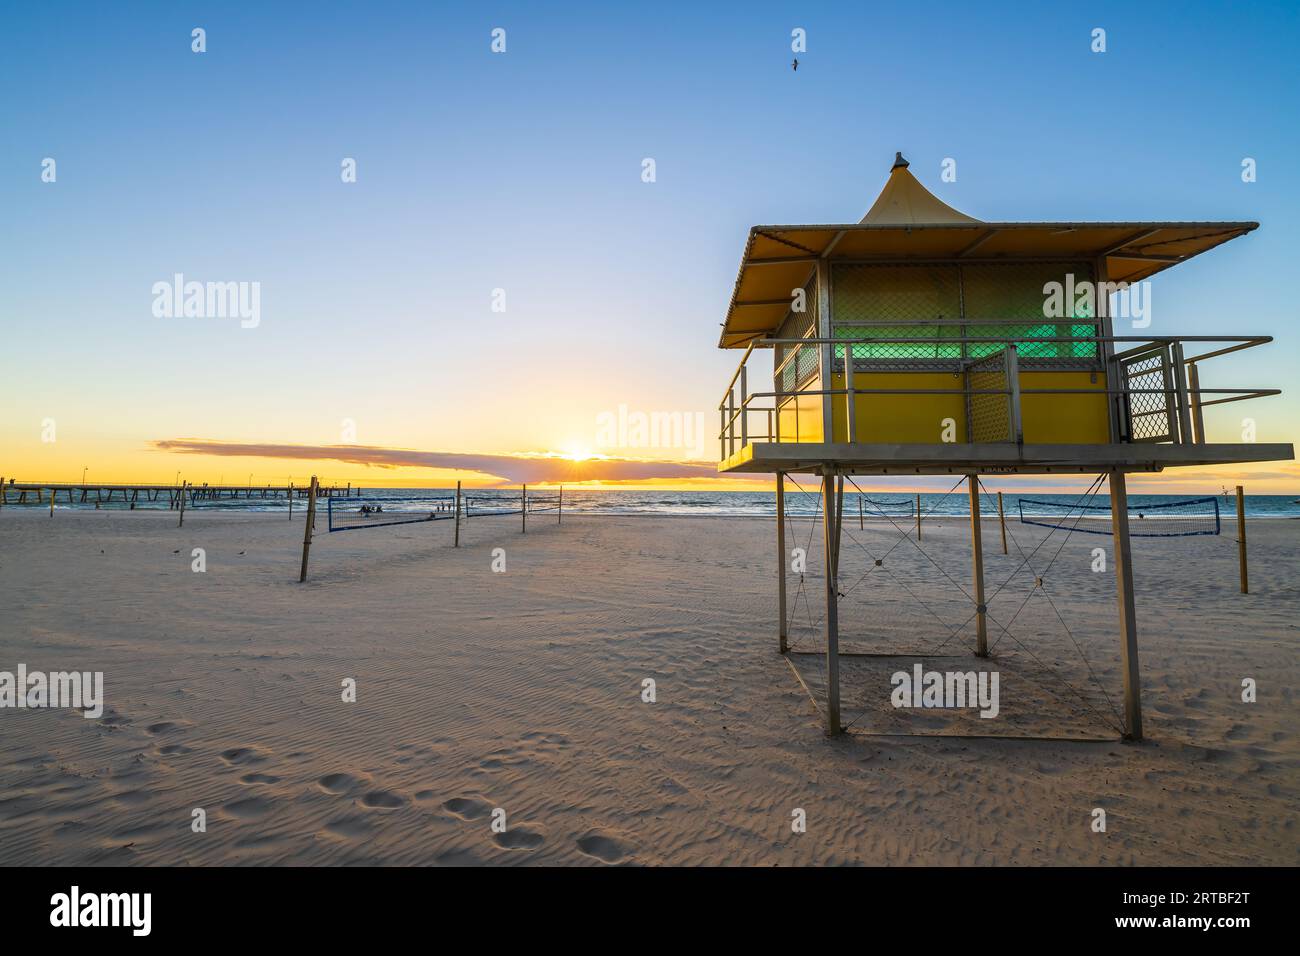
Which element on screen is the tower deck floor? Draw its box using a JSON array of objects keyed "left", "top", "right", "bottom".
[{"left": 719, "top": 441, "right": 1294, "bottom": 476}]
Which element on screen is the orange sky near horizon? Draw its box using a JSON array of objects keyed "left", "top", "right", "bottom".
[{"left": 5, "top": 432, "right": 1299, "bottom": 496}]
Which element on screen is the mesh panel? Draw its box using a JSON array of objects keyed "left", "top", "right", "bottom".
[
  {"left": 775, "top": 276, "right": 819, "bottom": 393},
  {"left": 831, "top": 264, "right": 961, "bottom": 365},
  {"left": 966, "top": 351, "right": 1011, "bottom": 443},
  {"left": 1121, "top": 348, "right": 1174, "bottom": 442}
]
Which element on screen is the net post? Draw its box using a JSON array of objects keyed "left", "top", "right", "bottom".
[
  {"left": 299, "top": 475, "right": 318, "bottom": 582},
  {"left": 49, "top": 483, "right": 56, "bottom": 518},
  {"left": 858, "top": 493, "right": 863, "bottom": 529},
  {"left": 916, "top": 493, "right": 921, "bottom": 540},
  {"left": 997, "top": 490, "right": 1008, "bottom": 554},
  {"left": 558, "top": 484, "right": 563, "bottom": 525},
  {"left": 820, "top": 466, "right": 842, "bottom": 735},
  {"left": 968, "top": 475, "right": 988, "bottom": 657},
  {"left": 288, "top": 482, "right": 293, "bottom": 520},
  {"left": 776, "top": 472, "right": 788, "bottom": 654},
  {"left": 178, "top": 480, "right": 186, "bottom": 528},
  {"left": 454, "top": 481, "right": 461, "bottom": 547},
  {"left": 1236, "top": 485, "right": 1248, "bottom": 594},
  {"left": 1109, "top": 470, "right": 1143, "bottom": 740},
  {"left": 522, "top": 484, "right": 527, "bottom": 533}
]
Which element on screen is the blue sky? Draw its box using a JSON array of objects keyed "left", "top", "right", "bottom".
[{"left": 2, "top": 1, "right": 1297, "bottom": 489}]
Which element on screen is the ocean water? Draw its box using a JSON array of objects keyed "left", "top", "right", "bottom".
[{"left": 20, "top": 486, "right": 1300, "bottom": 518}]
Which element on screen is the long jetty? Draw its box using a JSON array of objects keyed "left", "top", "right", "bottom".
[{"left": 0, "top": 479, "right": 359, "bottom": 509}]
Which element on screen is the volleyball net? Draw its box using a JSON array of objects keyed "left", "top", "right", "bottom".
[
  {"left": 326, "top": 495, "right": 456, "bottom": 532},
  {"left": 1017, "top": 495, "right": 1220, "bottom": 537},
  {"left": 463, "top": 492, "right": 562, "bottom": 518},
  {"left": 857, "top": 495, "right": 916, "bottom": 519}
]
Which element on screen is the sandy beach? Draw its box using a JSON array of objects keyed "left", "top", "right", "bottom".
[{"left": 0, "top": 508, "right": 1295, "bottom": 866}]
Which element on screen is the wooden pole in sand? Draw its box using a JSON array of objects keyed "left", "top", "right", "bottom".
[
  {"left": 820, "top": 467, "right": 842, "bottom": 735},
  {"left": 49, "top": 485, "right": 55, "bottom": 518},
  {"left": 997, "top": 490, "right": 1008, "bottom": 555},
  {"left": 858, "top": 494, "right": 863, "bottom": 529},
  {"left": 299, "top": 476, "right": 318, "bottom": 582},
  {"left": 288, "top": 482, "right": 293, "bottom": 520},
  {"left": 1109, "top": 470, "right": 1142, "bottom": 740},
  {"left": 453, "top": 481, "right": 461, "bottom": 547},
  {"left": 776, "top": 472, "right": 788, "bottom": 653},
  {"left": 968, "top": 475, "right": 988, "bottom": 658},
  {"left": 521, "top": 484, "right": 527, "bottom": 533},
  {"left": 1236, "top": 485, "right": 1248, "bottom": 594},
  {"left": 178, "top": 482, "right": 187, "bottom": 528},
  {"left": 915, "top": 493, "right": 921, "bottom": 540},
  {"left": 558, "top": 484, "right": 563, "bottom": 525}
]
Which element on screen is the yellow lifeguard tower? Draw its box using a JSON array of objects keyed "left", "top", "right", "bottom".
[{"left": 716, "top": 153, "right": 1293, "bottom": 739}]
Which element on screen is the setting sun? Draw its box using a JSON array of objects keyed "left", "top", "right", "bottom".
[{"left": 561, "top": 443, "right": 594, "bottom": 462}]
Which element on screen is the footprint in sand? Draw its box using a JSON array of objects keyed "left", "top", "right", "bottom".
[
  {"left": 442, "top": 796, "right": 492, "bottom": 821},
  {"left": 576, "top": 829, "right": 635, "bottom": 864},
  {"left": 494, "top": 826, "right": 545, "bottom": 850},
  {"left": 318, "top": 772, "right": 365, "bottom": 794},
  {"left": 97, "top": 710, "right": 131, "bottom": 730},
  {"left": 109, "top": 788, "right": 153, "bottom": 808},
  {"left": 322, "top": 815, "right": 374, "bottom": 840},
  {"left": 145, "top": 721, "right": 183, "bottom": 735},
  {"left": 360, "top": 790, "right": 407, "bottom": 810},
  {"left": 239, "top": 772, "right": 281, "bottom": 785},
  {"left": 157, "top": 743, "right": 192, "bottom": 756},
  {"left": 223, "top": 796, "right": 273, "bottom": 820},
  {"left": 220, "top": 746, "right": 270, "bottom": 766}
]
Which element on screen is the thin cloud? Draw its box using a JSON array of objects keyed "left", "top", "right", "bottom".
[{"left": 149, "top": 438, "right": 723, "bottom": 484}]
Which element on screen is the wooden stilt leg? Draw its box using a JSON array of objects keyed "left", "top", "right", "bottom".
[
  {"left": 821, "top": 466, "right": 842, "bottom": 736},
  {"left": 776, "top": 472, "right": 788, "bottom": 653},
  {"left": 968, "top": 475, "right": 988, "bottom": 657},
  {"left": 832, "top": 475, "right": 845, "bottom": 583},
  {"left": 1110, "top": 471, "right": 1143, "bottom": 741}
]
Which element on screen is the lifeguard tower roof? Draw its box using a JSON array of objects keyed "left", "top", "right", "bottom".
[{"left": 721, "top": 153, "right": 1257, "bottom": 348}]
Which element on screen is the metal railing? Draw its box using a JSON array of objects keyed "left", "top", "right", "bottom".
[{"left": 717, "top": 332, "right": 1279, "bottom": 460}]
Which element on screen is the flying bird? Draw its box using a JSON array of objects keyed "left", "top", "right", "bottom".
[{"left": 792, "top": 58, "right": 799, "bottom": 71}]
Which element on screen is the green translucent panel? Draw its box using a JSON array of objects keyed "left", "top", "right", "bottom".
[
  {"left": 833, "top": 322, "right": 1101, "bottom": 362},
  {"left": 1069, "top": 323, "right": 1099, "bottom": 358},
  {"left": 834, "top": 324, "right": 962, "bottom": 360}
]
